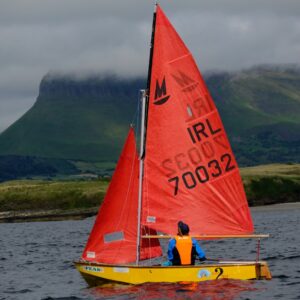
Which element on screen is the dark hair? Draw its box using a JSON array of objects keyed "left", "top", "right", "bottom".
[{"left": 178, "top": 221, "right": 190, "bottom": 235}]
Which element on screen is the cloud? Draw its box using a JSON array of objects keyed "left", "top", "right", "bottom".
[{"left": 0, "top": 0, "right": 300, "bottom": 132}]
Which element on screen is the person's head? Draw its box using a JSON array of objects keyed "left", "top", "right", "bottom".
[{"left": 177, "top": 221, "right": 190, "bottom": 236}]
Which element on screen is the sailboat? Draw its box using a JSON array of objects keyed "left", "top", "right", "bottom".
[{"left": 75, "top": 4, "right": 271, "bottom": 285}]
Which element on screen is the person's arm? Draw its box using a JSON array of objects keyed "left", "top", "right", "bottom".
[
  {"left": 167, "top": 239, "right": 176, "bottom": 262},
  {"left": 192, "top": 238, "right": 206, "bottom": 261}
]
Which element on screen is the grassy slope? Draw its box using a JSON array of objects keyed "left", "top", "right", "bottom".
[
  {"left": 0, "top": 179, "right": 109, "bottom": 211},
  {"left": 0, "top": 164, "right": 299, "bottom": 214},
  {"left": 0, "top": 96, "right": 132, "bottom": 161},
  {"left": 241, "top": 163, "right": 300, "bottom": 206},
  {"left": 0, "top": 75, "right": 145, "bottom": 163},
  {"left": 206, "top": 68, "right": 300, "bottom": 165},
  {"left": 210, "top": 70, "right": 300, "bottom": 134}
]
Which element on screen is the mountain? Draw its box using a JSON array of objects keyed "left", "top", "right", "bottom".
[
  {"left": 0, "top": 65, "right": 299, "bottom": 179},
  {"left": 0, "top": 74, "right": 145, "bottom": 162},
  {"left": 205, "top": 65, "right": 300, "bottom": 165}
]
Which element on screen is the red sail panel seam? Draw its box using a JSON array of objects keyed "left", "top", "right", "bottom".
[{"left": 167, "top": 53, "right": 192, "bottom": 65}]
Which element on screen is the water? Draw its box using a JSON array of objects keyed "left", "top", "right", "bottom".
[{"left": 1, "top": 203, "right": 299, "bottom": 300}]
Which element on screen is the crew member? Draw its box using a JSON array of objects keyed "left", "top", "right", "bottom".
[{"left": 163, "top": 221, "right": 206, "bottom": 266}]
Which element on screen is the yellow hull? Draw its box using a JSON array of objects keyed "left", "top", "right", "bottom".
[{"left": 75, "top": 260, "right": 271, "bottom": 286}]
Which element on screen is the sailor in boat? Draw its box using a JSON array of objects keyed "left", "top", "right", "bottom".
[{"left": 162, "top": 221, "right": 206, "bottom": 266}]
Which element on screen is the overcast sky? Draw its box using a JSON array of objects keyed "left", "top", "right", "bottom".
[{"left": 0, "top": 0, "right": 300, "bottom": 133}]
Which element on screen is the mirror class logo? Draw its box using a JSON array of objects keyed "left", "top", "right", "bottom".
[
  {"left": 153, "top": 71, "right": 198, "bottom": 106},
  {"left": 154, "top": 77, "right": 170, "bottom": 105}
]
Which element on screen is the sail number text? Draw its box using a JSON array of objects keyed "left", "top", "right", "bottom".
[{"left": 168, "top": 153, "right": 235, "bottom": 195}]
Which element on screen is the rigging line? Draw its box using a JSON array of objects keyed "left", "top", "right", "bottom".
[{"left": 130, "top": 90, "right": 142, "bottom": 130}]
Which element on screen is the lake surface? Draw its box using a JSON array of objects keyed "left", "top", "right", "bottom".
[{"left": 1, "top": 203, "right": 299, "bottom": 300}]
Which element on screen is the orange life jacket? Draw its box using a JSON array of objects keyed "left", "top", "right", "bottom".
[{"left": 175, "top": 235, "right": 193, "bottom": 265}]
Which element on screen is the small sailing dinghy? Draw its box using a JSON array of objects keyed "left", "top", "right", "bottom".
[{"left": 75, "top": 4, "right": 271, "bottom": 285}]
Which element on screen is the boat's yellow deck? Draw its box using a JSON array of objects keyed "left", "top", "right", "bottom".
[{"left": 75, "top": 260, "right": 272, "bottom": 285}]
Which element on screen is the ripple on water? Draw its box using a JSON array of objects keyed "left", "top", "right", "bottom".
[
  {"left": 41, "top": 297, "right": 85, "bottom": 300},
  {"left": 272, "top": 275, "right": 290, "bottom": 279},
  {"left": 4, "top": 289, "right": 33, "bottom": 294},
  {"left": 283, "top": 255, "right": 300, "bottom": 260}
]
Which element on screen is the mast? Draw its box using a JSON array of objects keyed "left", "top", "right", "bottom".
[
  {"left": 146, "top": 3, "right": 157, "bottom": 97},
  {"left": 136, "top": 90, "right": 147, "bottom": 265},
  {"left": 136, "top": 4, "right": 157, "bottom": 265}
]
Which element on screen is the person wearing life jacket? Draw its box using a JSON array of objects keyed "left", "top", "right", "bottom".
[{"left": 163, "top": 221, "right": 206, "bottom": 266}]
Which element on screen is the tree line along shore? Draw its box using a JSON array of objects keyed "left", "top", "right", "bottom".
[{"left": 0, "top": 163, "right": 299, "bottom": 222}]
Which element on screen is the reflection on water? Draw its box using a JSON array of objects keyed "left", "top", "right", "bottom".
[
  {"left": 0, "top": 203, "right": 299, "bottom": 300},
  {"left": 88, "top": 280, "right": 260, "bottom": 300}
]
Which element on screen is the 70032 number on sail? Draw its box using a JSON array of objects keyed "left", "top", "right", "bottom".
[{"left": 167, "top": 153, "right": 236, "bottom": 195}]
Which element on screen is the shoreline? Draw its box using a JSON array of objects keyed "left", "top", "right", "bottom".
[
  {"left": 1, "top": 164, "right": 299, "bottom": 223},
  {"left": 1, "top": 202, "right": 299, "bottom": 223},
  {"left": 251, "top": 201, "right": 300, "bottom": 211}
]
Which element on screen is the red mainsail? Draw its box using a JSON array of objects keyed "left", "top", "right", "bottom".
[
  {"left": 82, "top": 128, "right": 161, "bottom": 264},
  {"left": 142, "top": 5, "right": 253, "bottom": 235}
]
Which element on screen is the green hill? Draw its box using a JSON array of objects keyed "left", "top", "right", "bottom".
[
  {"left": 0, "top": 65, "right": 299, "bottom": 180},
  {"left": 206, "top": 65, "right": 300, "bottom": 165},
  {"left": 0, "top": 74, "right": 144, "bottom": 162}
]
